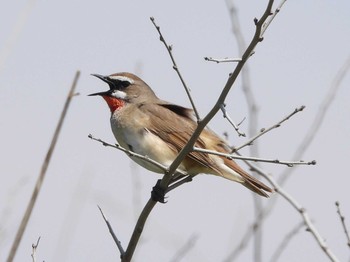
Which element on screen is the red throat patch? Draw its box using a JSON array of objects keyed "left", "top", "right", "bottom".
[{"left": 102, "top": 96, "right": 125, "bottom": 112}]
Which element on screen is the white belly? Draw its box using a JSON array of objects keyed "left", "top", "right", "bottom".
[{"left": 110, "top": 116, "right": 180, "bottom": 173}]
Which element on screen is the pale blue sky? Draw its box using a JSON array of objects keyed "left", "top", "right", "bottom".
[{"left": 1, "top": 0, "right": 350, "bottom": 261}]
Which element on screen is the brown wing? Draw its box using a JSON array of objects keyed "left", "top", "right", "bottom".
[
  {"left": 139, "top": 102, "right": 273, "bottom": 197},
  {"left": 138, "top": 102, "right": 221, "bottom": 173}
]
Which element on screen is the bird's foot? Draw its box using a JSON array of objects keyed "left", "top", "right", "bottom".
[{"left": 151, "top": 179, "right": 167, "bottom": 203}]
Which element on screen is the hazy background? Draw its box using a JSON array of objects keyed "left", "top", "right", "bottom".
[{"left": 1, "top": 0, "right": 350, "bottom": 261}]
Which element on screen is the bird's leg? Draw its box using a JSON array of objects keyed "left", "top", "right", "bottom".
[
  {"left": 166, "top": 175, "right": 195, "bottom": 194},
  {"left": 170, "top": 172, "right": 188, "bottom": 184}
]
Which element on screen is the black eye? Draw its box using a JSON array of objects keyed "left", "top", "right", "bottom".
[
  {"left": 110, "top": 80, "right": 131, "bottom": 90},
  {"left": 120, "top": 80, "right": 131, "bottom": 88}
]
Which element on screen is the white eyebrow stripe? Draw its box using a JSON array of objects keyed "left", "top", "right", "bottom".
[{"left": 108, "top": 75, "right": 134, "bottom": 84}]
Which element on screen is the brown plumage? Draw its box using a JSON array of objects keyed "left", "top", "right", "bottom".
[{"left": 90, "top": 72, "right": 273, "bottom": 197}]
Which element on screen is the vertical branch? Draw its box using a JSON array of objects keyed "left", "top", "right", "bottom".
[
  {"left": 6, "top": 71, "right": 80, "bottom": 262},
  {"left": 225, "top": 1, "right": 263, "bottom": 260},
  {"left": 31, "top": 237, "right": 41, "bottom": 262}
]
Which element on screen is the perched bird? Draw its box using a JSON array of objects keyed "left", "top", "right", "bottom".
[{"left": 90, "top": 72, "right": 272, "bottom": 197}]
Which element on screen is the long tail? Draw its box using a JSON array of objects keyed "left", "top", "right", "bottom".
[
  {"left": 222, "top": 158, "right": 273, "bottom": 197},
  {"left": 242, "top": 176, "right": 273, "bottom": 197}
]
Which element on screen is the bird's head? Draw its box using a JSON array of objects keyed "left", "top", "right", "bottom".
[{"left": 89, "top": 72, "right": 157, "bottom": 112}]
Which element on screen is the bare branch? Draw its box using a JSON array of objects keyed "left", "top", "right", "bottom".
[
  {"left": 122, "top": 199, "right": 157, "bottom": 262},
  {"left": 270, "top": 222, "right": 304, "bottom": 262},
  {"left": 88, "top": 134, "right": 187, "bottom": 177},
  {"left": 161, "top": 0, "right": 276, "bottom": 189},
  {"left": 204, "top": 57, "right": 242, "bottom": 63},
  {"left": 245, "top": 162, "right": 340, "bottom": 262},
  {"left": 193, "top": 147, "right": 316, "bottom": 167},
  {"left": 335, "top": 201, "right": 350, "bottom": 248},
  {"left": 220, "top": 103, "right": 246, "bottom": 137},
  {"left": 261, "top": 0, "right": 288, "bottom": 36},
  {"left": 150, "top": 17, "right": 200, "bottom": 121},
  {"left": 225, "top": 1, "right": 271, "bottom": 259},
  {"left": 7, "top": 71, "right": 80, "bottom": 262},
  {"left": 170, "top": 234, "right": 199, "bottom": 262},
  {"left": 98, "top": 206, "right": 125, "bottom": 257},
  {"left": 232, "top": 105, "right": 305, "bottom": 152},
  {"left": 31, "top": 237, "right": 41, "bottom": 262}
]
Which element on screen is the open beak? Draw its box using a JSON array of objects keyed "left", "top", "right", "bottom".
[
  {"left": 88, "top": 90, "right": 110, "bottom": 97},
  {"left": 89, "top": 74, "right": 113, "bottom": 96},
  {"left": 91, "top": 74, "right": 109, "bottom": 83}
]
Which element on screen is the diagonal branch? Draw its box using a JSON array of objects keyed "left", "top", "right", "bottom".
[
  {"left": 270, "top": 221, "right": 304, "bottom": 262},
  {"left": 193, "top": 147, "right": 316, "bottom": 167},
  {"left": 98, "top": 206, "right": 125, "bottom": 257},
  {"left": 244, "top": 162, "right": 340, "bottom": 262},
  {"left": 150, "top": 17, "right": 200, "bottom": 121},
  {"left": 117, "top": 2, "right": 278, "bottom": 260},
  {"left": 232, "top": 105, "right": 305, "bottom": 152},
  {"left": 6, "top": 71, "right": 80, "bottom": 262},
  {"left": 220, "top": 103, "right": 246, "bottom": 137},
  {"left": 335, "top": 201, "right": 350, "bottom": 249},
  {"left": 161, "top": 0, "right": 276, "bottom": 188},
  {"left": 170, "top": 234, "right": 199, "bottom": 262},
  {"left": 278, "top": 54, "right": 350, "bottom": 186}
]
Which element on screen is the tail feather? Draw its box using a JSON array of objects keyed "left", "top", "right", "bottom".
[
  {"left": 243, "top": 178, "right": 271, "bottom": 197},
  {"left": 222, "top": 157, "right": 273, "bottom": 197}
]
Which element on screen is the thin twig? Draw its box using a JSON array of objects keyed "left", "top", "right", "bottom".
[
  {"left": 6, "top": 71, "right": 80, "bottom": 262},
  {"left": 220, "top": 103, "right": 246, "bottom": 137},
  {"left": 232, "top": 105, "right": 305, "bottom": 152},
  {"left": 270, "top": 222, "right": 304, "bottom": 262},
  {"left": 150, "top": 17, "right": 200, "bottom": 121},
  {"left": 335, "top": 201, "right": 350, "bottom": 248},
  {"left": 204, "top": 57, "right": 242, "bottom": 63},
  {"left": 193, "top": 147, "right": 316, "bottom": 167},
  {"left": 98, "top": 205, "right": 125, "bottom": 257},
  {"left": 244, "top": 162, "right": 340, "bottom": 262},
  {"left": 170, "top": 234, "right": 199, "bottom": 262},
  {"left": 261, "top": 0, "right": 288, "bottom": 36},
  {"left": 88, "top": 134, "right": 187, "bottom": 177},
  {"left": 31, "top": 237, "right": 41, "bottom": 262}
]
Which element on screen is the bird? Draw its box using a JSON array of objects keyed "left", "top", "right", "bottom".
[{"left": 89, "top": 72, "right": 273, "bottom": 198}]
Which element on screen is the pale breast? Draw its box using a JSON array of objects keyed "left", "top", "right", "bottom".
[{"left": 110, "top": 109, "right": 181, "bottom": 173}]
